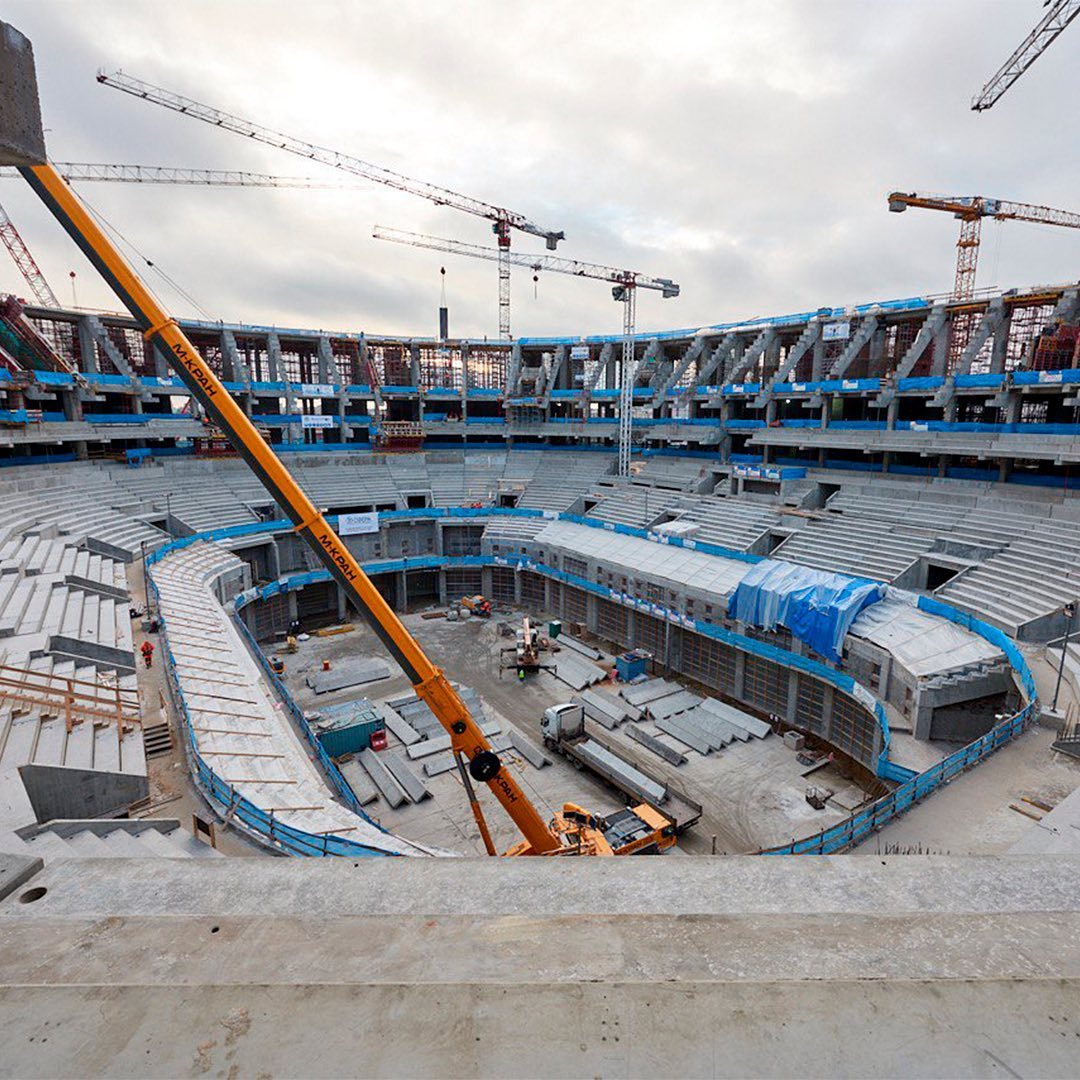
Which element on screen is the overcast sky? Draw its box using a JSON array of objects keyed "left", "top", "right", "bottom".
[{"left": 3, "top": 1, "right": 1078, "bottom": 340}]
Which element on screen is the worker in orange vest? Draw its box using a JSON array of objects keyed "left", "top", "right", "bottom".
[{"left": 140, "top": 640, "right": 154, "bottom": 668}]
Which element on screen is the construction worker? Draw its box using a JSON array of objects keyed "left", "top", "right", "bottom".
[{"left": 140, "top": 640, "right": 154, "bottom": 669}]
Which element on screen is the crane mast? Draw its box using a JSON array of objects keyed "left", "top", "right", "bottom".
[
  {"left": 96, "top": 70, "right": 564, "bottom": 339},
  {"left": 0, "top": 200, "right": 58, "bottom": 306},
  {"left": 972, "top": 0, "right": 1080, "bottom": 110},
  {"left": 372, "top": 226, "right": 679, "bottom": 477},
  {"left": 888, "top": 191, "right": 1080, "bottom": 301}
]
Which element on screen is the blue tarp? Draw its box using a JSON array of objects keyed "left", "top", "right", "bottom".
[{"left": 728, "top": 559, "right": 885, "bottom": 663}]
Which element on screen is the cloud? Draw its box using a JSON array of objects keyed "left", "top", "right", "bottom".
[{"left": 2, "top": 0, "right": 1077, "bottom": 338}]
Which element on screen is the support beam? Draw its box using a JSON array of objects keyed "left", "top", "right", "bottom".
[
  {"left": 726, "top": 327, "right": 776, "bottom": 385},
  {"left": 893, "top": 307, "right": 947, "bottom": 381},
  {"left": 769, "top": 321, "right": 820, "bottom": 387},
  {"left": 827, "top": 314, "right": 880, "bottom": 379},
  {"left": 954, "top": 300, "right": 1007, "bottom": 376},
  {"left": 696, "top": 331, "right": 738, "bottom": 385}
]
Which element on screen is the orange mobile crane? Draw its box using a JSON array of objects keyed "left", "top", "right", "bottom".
[{"left": 0, "top": 20, "right": 673, "bottom": 857}]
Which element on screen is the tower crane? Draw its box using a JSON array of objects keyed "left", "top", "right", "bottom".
[
  {"left": 972, "top": 0, "right": 1080, "bottom": 111},
  {"left": 372, "top": 226, "right": 679, "bottom": 478},
  {"left": 0, "top": 200, "right": 58, "bottom": 306},
  {"left": 96, "top": 70, "right": 565, "bottom": 339},
  {"left": 887, "top": 191, "right": 1080, "bottom": 302},
  {"left": 0, "top": 162, "right": 369, "bottom": 189}
]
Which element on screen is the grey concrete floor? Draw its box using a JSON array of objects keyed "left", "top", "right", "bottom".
[
  {"left": 275, "top": 609, "right": 858, "bottom": 855},
  {"left": 2, "top": 855, "right": 1080, "bottom": 1078},
  {"left": 855, "top": 648, "right": 1080, "bottom": 854}
]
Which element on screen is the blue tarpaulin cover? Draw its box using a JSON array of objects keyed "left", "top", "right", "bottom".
[{"left": 729, "top": 559, "right": 885, "bottom": 663}]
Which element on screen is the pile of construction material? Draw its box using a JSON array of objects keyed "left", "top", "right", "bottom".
[
  {"left": 374, "top": 684, "right": 551, "bottom": 789},
  {"left": 616, "top": 677, "right": 772, "bottom": 760},
  {"left": 552, "top": 632, "right": 607, "bottom": 690}
]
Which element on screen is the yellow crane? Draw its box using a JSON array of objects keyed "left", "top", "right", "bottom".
[
  {"left": 887, "top": 191, "right": 1080, "bottom": 302},
  {"left": 0, "top": 19, "right": 673, "bottom": 858}
]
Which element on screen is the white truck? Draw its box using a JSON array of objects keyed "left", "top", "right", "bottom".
[{"left": 541, "top": 703, "right": 702, "bottom": 836}]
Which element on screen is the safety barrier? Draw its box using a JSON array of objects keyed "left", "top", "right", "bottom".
[
  {"left": 147, "top": 574, "right": 394, "bottom": 857},
  {"left": 147, "top": 501, "right": 1036, "bottom": 857}
]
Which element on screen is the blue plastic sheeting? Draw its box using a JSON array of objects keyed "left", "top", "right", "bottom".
[
  {"left": 722, "top": 382, "right": 760, "bottom": 395},
  {"left": 0, "top": 451, "right": 76, "bottom": 467},
  {"left": 1013, "top": 368, "right": 1080, "bottom": 385},
  {"left": 831, "top": 420, "right": 887, "bottom": 430},
  {"left": 730, "top": 452, "right": 764, "bottom": 463},
  {"left": 84, "top": 372, "right": 131, "bottom": 386},
  {"left": 729, "top": 559, "right": 885, "bottom": 663},
  {"left": 896, "top": 419, "right": 1080, "bottom": 435},
  {"left": 780, "top": 419, "right": 821, "bottom": 428},
  {"left": 250, "top": 380, "right": 286, "bottom": 393},
  {"left": 725, "top": 419, "right": 766, "bottom": 429},
  {"left": 84, "top": 412, "right": 192, "bottom": 424},
  {"left": 467, "top": 388, "right": 502, "bottom": 398},
  {"left": 31, "top": 370, "right": 72, "bottom": 386},
  {"left": 897, "top": 376, "right": 945, "bottom": 391},
  {"left": 465, "top": 416, "right": 505, "bottom": 424},
  {"left": 382, "top": 385, "right": 419, "bottom": 394},
  {"left": 954, "top": 372, "right": 1004, "bottom": 388}
]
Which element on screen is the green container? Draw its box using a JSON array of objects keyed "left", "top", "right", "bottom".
[
  {"left": 548, "top": 619, "right": 563, "bottom": 640},
  {"left": 317, "top": 717, "right": 383, "bottom": 758}
]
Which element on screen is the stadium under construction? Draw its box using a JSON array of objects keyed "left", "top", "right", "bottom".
[{"left": 1, "top": 9, "right": 1080, "bottom": 1079}]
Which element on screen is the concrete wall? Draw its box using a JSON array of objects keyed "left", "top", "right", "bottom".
[{"left": 17, "top": 763, "right": 148, "bottom": 823}]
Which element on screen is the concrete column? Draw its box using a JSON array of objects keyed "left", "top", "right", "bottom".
[
  {"left": 990, "top": 310, "right": 1012, "bottom": 375},
  {"left": 481, "top": 566, "right": 493, "bottom": 601},
  {"left": 437, "top": 570, "right": 447, "bottom": 606},
  {"left": 821, "top": 685, "right": 835, "bottom": 744},
  {"left": 399, "top": 570, "right": 409, "bottom": 612},
  {"left": 786, "top": 670, "right": 800, "bottom": 726},
  {"left": 76, "top": 317, "right": 99, "bottom": 374},
  {"left": 886, "top": 399, "right": 898, "bottom": 431},
  {"left": 409, "top": 343, "right": 421, "bottom": 388},
  {"left": 810, "top": 337, "right": 825, "bottom": 381},
  {"left": 336, "top": 585, "right": 348, "bottom": 623},
  {"left": 513, "top": 568, "right": 522, "bottom": 606},
  {"left": 286, "top": 591, "right": 299, "bottom": 625},
  {"left": 733, "top": 649, "right": 746, "bottom": 702}
]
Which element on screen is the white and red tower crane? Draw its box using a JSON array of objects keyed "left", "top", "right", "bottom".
[
  {"left": 372, "top": 226, "right": 679, "bottom": 477},
  {"left": 95, "top": 71, "right": 564, "bottom": 340}
]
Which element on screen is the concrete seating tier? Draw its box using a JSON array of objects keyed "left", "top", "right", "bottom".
[{"left": 150, "top": 541, "right": 438, "bottom": 856}]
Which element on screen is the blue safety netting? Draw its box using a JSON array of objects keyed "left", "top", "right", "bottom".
[{"left": 728, "top": 559, "right": 885, "bottom": 663}]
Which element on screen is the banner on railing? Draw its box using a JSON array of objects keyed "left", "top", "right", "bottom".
[
  {"left": 339, "top": 511, "right": 380, "bottom": 536},
  {"left": 300, "top": 414, "right": 335, "bottom": 429}
]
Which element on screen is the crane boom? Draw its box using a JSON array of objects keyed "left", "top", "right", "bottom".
[
  {"left": 888, "top": 190, "right": 1080, "bottom": 302},
  {"left": 374, "top": 226, "right": 678, "bottom": 478},
  {"left": 95, "top": 70, "right": 565, "bottom": 249},
  {"left": 0, "top": 199, "right": 58, "bottom": 306},
  {"left": 972, "top": 0, "right": 1080, "bottom": 111},
  {"left": 0, "top": 162, "right": 369, "bottom": 189},
  {"left": 372, "top": 226, "right": 680, "bottom": 295}
]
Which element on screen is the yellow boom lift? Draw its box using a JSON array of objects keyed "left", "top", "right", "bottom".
[{"left": 0, "top": 20, "right": 674, "bottom": 857}]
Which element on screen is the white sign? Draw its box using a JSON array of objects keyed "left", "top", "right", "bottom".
[
  {"left": 570, "top": 345, "right": 589, "bottom": 360},
  {"left": 299, "top": 383, "right": 336, "bottom": 396},
  {"left": 822, "top": 321, "right": 851, "bottom": 342},
  {"left": 300, "top": 414, "right": 335, "bottom": 429},
  {"left": 339, "top": 511, "right": 380, "bottom": 536}
]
